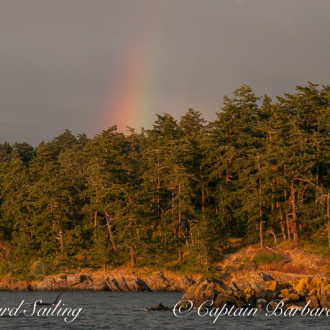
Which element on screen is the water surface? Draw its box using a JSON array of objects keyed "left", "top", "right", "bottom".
[{"left": 0, "top": 292, "right": 328, "bottom": 329}]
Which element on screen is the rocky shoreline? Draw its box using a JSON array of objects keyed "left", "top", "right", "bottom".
[
  {"left": 182, "top": 275, "right": 330, "bottom": 309},
  {"left": 1, "top": 269, "right": 329, "bottom": 311},
  {"left": 0, "top": 271, "right": 197, "bottom": 292}
]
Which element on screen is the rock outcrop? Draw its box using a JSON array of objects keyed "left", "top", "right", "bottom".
[
  {"left": 0, "top": 271, "right": 196, "bottom": 292},
  {"left": 180, "top": 275, "right": 330, "bottom": 309}
]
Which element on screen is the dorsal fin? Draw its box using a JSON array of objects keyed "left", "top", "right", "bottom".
[{"left": 53, "top": 293, "right": 62, "bottom": 305}]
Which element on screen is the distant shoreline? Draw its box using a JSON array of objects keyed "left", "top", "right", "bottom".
[
  {"left": 0, "top": 269, "right": 198, "bottom": 292},
  {"left": 0, "top": 268, "right": 325, "bottom": 293}
]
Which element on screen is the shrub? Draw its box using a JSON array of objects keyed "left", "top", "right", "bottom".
[
  {"left": 30, "top": 260, "right": 47, "bottom": 276},
  {"left": 253, "top": 252, "right": 284, "bottom": 265}
]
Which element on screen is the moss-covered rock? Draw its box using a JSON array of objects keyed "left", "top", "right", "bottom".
[
  {"left": 182, "top": 280, "right": 226, "bottom": 306},
  {"left": 243, "top": 287, "right": 257, "bottom": 305},
  {"left": 290, "top": 277, "right": 330, "bottom": 307},
  {"left": 181, "top": 276, "right": 330, "bottom": 309},
  {"left": 278, "top": 288, "right": 290, "bottom": 298},
  {"left": 287, "top": 292, "right": 303, "bottom": 302},
  {"left": 265, "top": 280, "right": 278, "bottom": 291},
  {"left": 182, "top": 280, "right": 247, "bottom": 308}
]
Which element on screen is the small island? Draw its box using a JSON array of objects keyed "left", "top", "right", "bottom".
[{"left": 0, "top": 83, "right": 329, "bottom": 309}]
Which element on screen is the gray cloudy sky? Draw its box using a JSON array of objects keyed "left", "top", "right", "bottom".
[{"left": 1, "top": 0, "right": 330, "bottom": 145}]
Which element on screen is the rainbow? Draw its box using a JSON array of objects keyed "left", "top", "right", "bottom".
[{"left": 101, "top": 5, "right": 164, "bottom": 133}]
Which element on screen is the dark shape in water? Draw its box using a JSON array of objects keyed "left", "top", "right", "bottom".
[
  {"left": 144, "top": 301, "right": 172, "bottom": 311},
  {"left": 36, "top": 293, "right": 62, "bottom": 306}
]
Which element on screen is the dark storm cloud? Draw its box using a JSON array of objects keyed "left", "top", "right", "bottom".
[{"left": 0, "top": 0, "right": 330, "bottom": 144}]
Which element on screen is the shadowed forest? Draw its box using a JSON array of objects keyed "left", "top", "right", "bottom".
[{"left": 0, "top": 83, "right": 329, "bottom": 277}]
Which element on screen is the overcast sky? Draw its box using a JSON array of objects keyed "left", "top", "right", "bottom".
[{"left": 1, "top": 0, "right": 330, "bottom": 145}]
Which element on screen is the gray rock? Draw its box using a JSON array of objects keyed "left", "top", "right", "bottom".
[
  {"left": 67, "top": 274, "right": 83, "bottom": 286},
  {"left": 106, "top": 276, "right": 121, "bottom": 291},
  {"left": 136, "top": 278, "right": 151, "bottom": 291},
  {"left": 92, "top": 276, "right": 110, "bottom": 291},
  {"left": 320, "top": 291, "right": 330, "bottom": 308}
]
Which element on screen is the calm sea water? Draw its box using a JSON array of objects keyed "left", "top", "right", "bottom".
[{"left": 0, "top": 292, "right": 329, "bottom": 329}]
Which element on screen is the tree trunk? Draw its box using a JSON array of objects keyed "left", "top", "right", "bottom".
[
  {"left": 284, "top": 189, "right": 291, "bottom": 243},
  {"left": 279, "top": 207, "right": 286, "bottom": 239},
  {"left": 178, "top": 246, "right": 183, "bottom": 261},
  {"left": 257, "top": 154, "right": 264, "bottom": 249},
  {"left": 327, "top": 192, "right": 330, "bottom": 249},
  {"left": 157, "top": 161, "right": 160, "bottom": 216},
  {"left": 105, "top": 211, "right": 117, "bottom": 253},
  {"left": 259, "top": 206, "right": 264, "bottom": 249},
  {"left": 271, "top": 177, "right": 275, "bottom": 210},
  {"left": 59, "top": 229, "right": 63, "bottom": 253},
  {"left": 172, "top": 187, "right": 176, "bottom": 239},
  {"left": 50, "top": 203, "right": 58, "bottom": 254},
  {"left": 130, "top": 245, "right": 136, "bottom": 267},
  {"left": 291, "top": 180, "right": 299, "bottom": 247},
  {"left": 286, "top": 213, "right": 291, "bottom": 243},
  {"left": 201, "top": 184, "right": 205, "bottom": 213},
  {"left": 128, "top": 196, "right": 136, "bottom": 267},
  {"left": 178, "top": 182, "right": 183, "bottom": 261},
  {"left": 200, "top": 165, "right": 204, "bottom": 213}
]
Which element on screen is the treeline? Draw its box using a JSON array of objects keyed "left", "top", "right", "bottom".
[{"left": 0, "top": 83, "right": 329, "bottom": 275}]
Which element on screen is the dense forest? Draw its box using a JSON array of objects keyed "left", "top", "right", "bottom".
[{"left": 0, "top": 83, "right": 329, "bottom": 276}]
